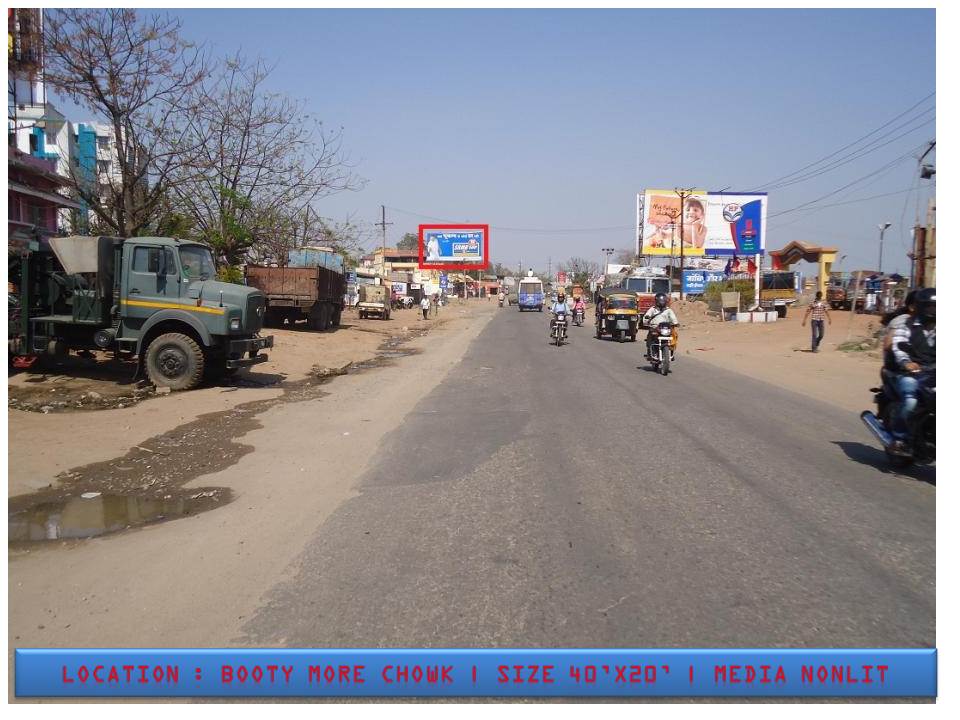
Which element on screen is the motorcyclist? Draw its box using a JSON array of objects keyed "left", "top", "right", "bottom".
[
  {"left": 550, "top": 290, "right": 570, "bottom": 336},
  {"left": 884, "top": 287, "right": 935, "bottom": 452},
  {"left": 642, "top": 292, "right": 679, "bottom": 358},
  {"left": 573, "top": 295, "right": 586, "bottom": 321},
  {"left": 498, "top": 289, "right": 505, "bottom": 307}
]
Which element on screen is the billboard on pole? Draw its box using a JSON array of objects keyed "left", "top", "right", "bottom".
[
  {"left": 418, "top": 225, "right": 489, "bottom": 271},
  {"left": 640, "top": 190, "right": 767, "bottom": 257}
]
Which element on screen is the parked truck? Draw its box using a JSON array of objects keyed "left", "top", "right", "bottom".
[
  {"left": 758, "top": 271, "right": 800, "bottom": 317},
  {"left": 8, "top": 235, "right": 273, "bottom": 391},
  {"left": 245, "top": 248, "right": 346, "bottom": 330},
  {"left": 357, "top": 283, "right": 391, "bottom": 320}
]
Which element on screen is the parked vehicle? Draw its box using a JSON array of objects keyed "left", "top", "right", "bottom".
[
  {"left": 357, "top": 284, "right": 391, "bottom": 320},
  {"left": 827, "top": 278, "right": 866, "bottom": 311},
  {"left": 245, "top": 252, "right": 345, "bottom": 331},
  {"left": 551, "top": 312, "right": 568, "bottom": 346},
  {"left": 7, "top": 235, "right": 272, "bottom": 390},
  {"left": 648, "top": 322, "right": 677, "bottom": 376},
  {"left": 759, "top": 271, "right": 800, "bottom": 317},
  {"left": 518, "top": 275, "right": 544, "bottom": 311},
  {"left": 596, "top": 289, "right": 639, "bottom": 342},
  {"left": 861, "top": 365, "right": 935, "bottom": 468}
]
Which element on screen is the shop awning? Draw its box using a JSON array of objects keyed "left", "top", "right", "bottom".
[{"left": 8, "top": 181, "right": 81, "bottom": 209}]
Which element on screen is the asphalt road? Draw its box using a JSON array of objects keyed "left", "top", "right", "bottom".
[{"left": 240, "top": 307, "right": 935, "bottom": 649}]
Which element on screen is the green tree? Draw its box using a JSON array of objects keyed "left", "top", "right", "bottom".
[{"left": 397, "top": 232, "right": 419, "bottom": 252}]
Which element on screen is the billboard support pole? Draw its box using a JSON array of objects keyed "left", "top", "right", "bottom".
[
  {"left": 675, "top": 187, "right": 695, "bottom": 300},
  {"left": 754, "top": 253, "right": 761, "bottom": 309}
]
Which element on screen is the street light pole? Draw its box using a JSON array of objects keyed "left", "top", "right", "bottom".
[
  {"left": 601, "top": 248, "right": 615, "bottom": 276},
  {"left": 878, "top": 221, "right": 891, "bottom": 274}
]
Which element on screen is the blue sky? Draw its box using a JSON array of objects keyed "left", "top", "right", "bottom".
[{"left": 140, "top": 8, "right": 934, "bottom": 274}]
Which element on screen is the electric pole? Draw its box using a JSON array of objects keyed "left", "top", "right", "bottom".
[
  {"left": 675, "top": 187, "right": 695, "bottom": 300},
  {"left": 375, "top": 205, "right": 393, "bottom": 284}
]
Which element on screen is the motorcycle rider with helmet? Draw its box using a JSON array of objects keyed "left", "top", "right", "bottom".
[
  {"left": 642, "top": 292, "right": 679, "bottom": 358},
  {"left": 550, "top": 290, "right": 571, "bottom": 337},
  {"left": 884, "top": 287, "right": 935, "bottom": 453}
]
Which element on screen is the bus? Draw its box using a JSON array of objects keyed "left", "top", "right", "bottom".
[{"left": 518, "top": 275, "right": 544, "bottom": 312}]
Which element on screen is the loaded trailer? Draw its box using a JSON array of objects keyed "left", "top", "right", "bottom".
[{"left": 245, "top": 247, "right": 346, "bottom": 331}]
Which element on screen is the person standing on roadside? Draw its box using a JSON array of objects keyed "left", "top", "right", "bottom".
[
  {"left": 431, "top": 292, "right": 439, "bottom": 317},
  {"left": 420, "top": 295, "right": 430, "bottom": 321},
  {"left": 802, "top": 291, "right": 832, "bottom": 352}
]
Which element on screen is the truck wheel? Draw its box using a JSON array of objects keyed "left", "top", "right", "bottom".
[
  {"left": 331, "top": 308, "right": 342, "bottom": 328},
  {"left": 776, "top": 305, "right": 787, "bottom": 318},
  {"left": 145, "top": 333, "right": 204, "bottom": 391}
]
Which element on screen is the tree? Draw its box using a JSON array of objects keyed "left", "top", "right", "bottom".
[
  {"left": 615, "top": 249, "right": 637, "bottom": 265},
  {"left": 44, "top": 9, "right": 210, "bottom": 236},
  {"left": 397, "top": 232, "right": 419, "bottom": 252},
  {"left": 165, "top": 54, "right": 363, "bottom": 264},
  {"left": 559, "top": 257, "right": 601, "bottom": 287}
]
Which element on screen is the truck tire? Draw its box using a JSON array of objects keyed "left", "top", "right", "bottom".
[
  {"left": 145, "top": 333, "right": 204, "bottom": 391},
  {"left": 776, "top": 305, "right": 787, "bottom": 318},
  {"left": 331, "top": 308, "right": 342, "bottom": 328}
]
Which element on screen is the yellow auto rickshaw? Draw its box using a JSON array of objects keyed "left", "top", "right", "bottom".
[{"left": 595, "top": 288, "right": 639, "bottom": 342}]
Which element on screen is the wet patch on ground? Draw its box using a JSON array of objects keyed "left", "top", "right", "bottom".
[{"left": 8, "top": 331, "right": 428, "bottom": 545}]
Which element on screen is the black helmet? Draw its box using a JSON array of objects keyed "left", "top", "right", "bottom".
[
  {"left": 915, "top": 287, "right": 935, "bottom": 321},
  {"left": 654, "top": 292, "right": 668, "bottom": 309}
]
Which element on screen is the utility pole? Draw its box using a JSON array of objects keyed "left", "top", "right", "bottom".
[
  {"left": 375, "top": 205, "right": 393, "bottom": 284},
  {"left": 878, "top": 221, "right": 891, "bottom": 275},
  {"left": 674, "top": 187, "right": 695, "bottom": 300},
  {"left": 547, "top": 257, "right": 552, "bottom": 285},
  {"left": 601, "top": 248, "right": 615, "bottom": 276}
]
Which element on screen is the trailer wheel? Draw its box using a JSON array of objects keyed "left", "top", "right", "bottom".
[{"left": 145, "top": 333, "right": 205, "bottom": 391}]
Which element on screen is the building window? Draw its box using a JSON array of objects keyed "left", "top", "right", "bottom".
[
  {"left": 97, "top": 136, "right": 110, "bottom": 150},
  {"left": 97, "top": 160, "right": 111, "bottom": 175}
]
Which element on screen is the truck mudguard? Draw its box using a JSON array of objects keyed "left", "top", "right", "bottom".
[{"left": 135, "top": 309, "right": 214, "bottom": 355}]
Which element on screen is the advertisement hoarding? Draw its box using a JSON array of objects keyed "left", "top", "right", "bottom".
[
  {"left": 641, "top": 190, "right": 767, "bottom": 257},
  {"left": 419, "top": 224, "right": 489, "bottom": 270},
  {"left": 682, "top": 270, "right": 727, "bottom": 295}
]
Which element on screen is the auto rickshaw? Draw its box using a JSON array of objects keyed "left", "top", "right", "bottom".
[{"left": 595, "top": 288, "right": 639, "bottom": 342}]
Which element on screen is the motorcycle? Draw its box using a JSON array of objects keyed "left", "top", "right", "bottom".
[
  {"left": 648, "top": 322, "right": 676, "bottom": 376},
  {"left": 551, "top": 313, "right": 568, "bottom": 347},
  {"left": 498, "top": 296, "right": 504, "bottom": 308},
  {"left": 860, "top": 363, "right": 935, "bottom": 468},
  {"left": 573, "top": 306, "right": 585, "bottom": 326}
]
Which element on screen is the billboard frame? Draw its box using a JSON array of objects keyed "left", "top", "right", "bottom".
[{"left": 418, "top": 224, "right": 490, "bottom": 271}]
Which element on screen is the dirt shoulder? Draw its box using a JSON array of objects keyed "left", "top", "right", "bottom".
[
  {"left": 6, "top": 300, "right": 477, "bottom": 498},
  {"left": 674, "top": 302, "right": 884, "bottom": 413}
]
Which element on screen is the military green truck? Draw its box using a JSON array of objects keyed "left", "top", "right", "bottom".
[
  {"left": 8, "top": 235, "right": 273, "bottom": 391},
  {"left": 357, "top": 283, "right": 391, "bottom": 320}
]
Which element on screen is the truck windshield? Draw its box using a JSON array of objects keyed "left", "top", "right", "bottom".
[{"left": 180, "top": 245, "right": 216, "bottom": 281}]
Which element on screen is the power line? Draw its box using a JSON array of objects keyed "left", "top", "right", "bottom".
[
  {"left": 385, "top": 206, "right": 633, "bottom": 233},
  {"left": 767, "top": 143, "right": 928, "bottom": 219},
  {"left": 762, "top": 111, "right": 934, "bottom": 191},
  {"left": 766, "top": 184, "right": 931, "bottom": 232},
  {"left": 749, "top": 91, "right": 935, "bottom": 189}
]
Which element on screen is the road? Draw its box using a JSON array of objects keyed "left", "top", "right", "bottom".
[{"left": 238, "top": 307, "right": 935, "bottom": 649}]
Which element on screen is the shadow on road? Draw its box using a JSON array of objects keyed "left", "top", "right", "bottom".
[{"left": 833, "top": 441, "right": 936, "bottom": 485}]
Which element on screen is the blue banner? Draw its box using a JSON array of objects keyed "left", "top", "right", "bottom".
[
  {"left": 16, "top": 648, "right": 936, "bottom": 697},
  {"left": 439, "top": 273, "right": 448, "bottom": 289},
  {"left": 425, "top": 230, "right": 483, "bottom": 262},
  {"left": 683, "top": 270, "right": 726, "bottom": 295}
]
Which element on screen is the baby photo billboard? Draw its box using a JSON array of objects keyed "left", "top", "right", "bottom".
[{"left": 641, "top": 190, "right": 767, "bottom": 257}]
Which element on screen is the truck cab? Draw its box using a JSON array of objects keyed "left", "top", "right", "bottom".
[{"left": 9, "top": 235, "right": 273, "bottom": 390}]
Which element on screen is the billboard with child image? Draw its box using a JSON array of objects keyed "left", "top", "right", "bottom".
[{"left": 641, "top": 190, "right": 767, "bottom": 257}]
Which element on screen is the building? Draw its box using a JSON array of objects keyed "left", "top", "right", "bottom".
[{"left": 8, "top": 146, "right": 80, "bottom": 250}]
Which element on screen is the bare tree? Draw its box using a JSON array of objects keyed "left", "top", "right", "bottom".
[
  {"left": 43, "top": 9, "right": 209, "bottom": 236},
  {"left": 168, "top": 54, "right": 363, "bottom": 264},
  {"left": 559, "top": 257, "right": 601, "bottom": 287},
  {"left": 615, "top": 249, "right": 637, "bottom": 265}
]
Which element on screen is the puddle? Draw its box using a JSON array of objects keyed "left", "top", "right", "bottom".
[
  {"left": 9, "top": 489, "right": 231, "bottom": 543},
  {"left": 9, "top": 331, "right": 426, "bottom": 545}
]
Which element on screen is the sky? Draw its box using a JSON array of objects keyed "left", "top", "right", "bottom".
[{"left": 122, "top": 8, "right": 935, "bottom": 275}]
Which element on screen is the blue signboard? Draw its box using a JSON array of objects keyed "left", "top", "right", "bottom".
[
  {"left": 439, "top": 273, "right": 448, "bottom": 289},
  {"left": 682, "top": 270, "right": 726, "bottom": 295},
  {"left": 425, "top": 231, "right": 483, "bottom": 262},
  {"left": 347, "top": 271, "right": 357, "bottom": 284},
  {"left": 16, "top": 648, "right": 936, "bottom": 697}
]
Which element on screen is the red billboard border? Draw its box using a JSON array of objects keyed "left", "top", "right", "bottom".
[{"left": 418, "top": 224, "right": 489, "bottom": 271}]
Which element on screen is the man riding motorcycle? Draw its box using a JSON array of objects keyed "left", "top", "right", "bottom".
[
  {"left": 550, "top": 290, "right": 570, "bottom": 336},
  {"left": 642, "top": 292, "right": 679, "bottom": 358},
  {"left": 572, "top": 295, "right": 586, "bottom": 323},
  {"left": 884, "top": 287, "right": 935, "bottom": 453}
]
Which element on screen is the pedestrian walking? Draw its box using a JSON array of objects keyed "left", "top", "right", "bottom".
[
  {"left": 431, "top": 293, "right": 439, "bottom": 317},
  {"left": 802, "top": 291, "right": 832, "bottom": 352},
  {"left": 420, "top": 295, "right": 430, "bottom": 320}
]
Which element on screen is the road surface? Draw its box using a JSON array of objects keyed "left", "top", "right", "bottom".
[{"left": 239, "top": 307, "right": 935, "bottom": 649}]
